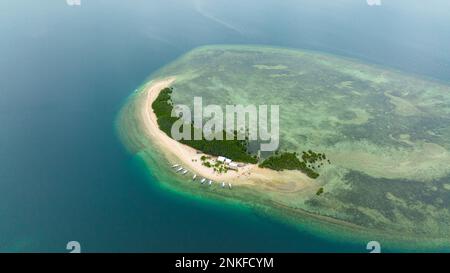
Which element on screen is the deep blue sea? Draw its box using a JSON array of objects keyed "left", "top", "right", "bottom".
[{"left": 1, "top": 0, "right": 450, "bottom": 252}]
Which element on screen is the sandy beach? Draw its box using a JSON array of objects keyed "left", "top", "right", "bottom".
[{"left": 135, "top": 77, "right": 315, "bottom": 192}]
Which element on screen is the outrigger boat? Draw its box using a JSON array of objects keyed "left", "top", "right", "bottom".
[
  {"left": 221, "top": 182, "right": 225, "bottom": 188},
  {"left": 182, "top": 170, "right": 188, "bottom": 175},
  {"left": 172, "top": 164, "right": 179, "bottom": 168},
  {"left": 176, "top": 167, "right": 183, "bottom": 173},
  {"left": 228, "top": 183, "right": 232, "bottom": 189},
  {"left": 208, "top": 180, "right": 213, "bottom": 186},
  {"left": 192, "top": 174, "right": 197, "bottom": 180},
  {"left": 200, "top": 178, "right": 206, "bottom": 184}
]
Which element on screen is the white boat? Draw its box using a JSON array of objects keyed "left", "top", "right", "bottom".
[
  {"left": 192, "top": 174, "right": 197, "bottom": 180},
  {"left": 228, "top": 183, "right": 232, "bottom": 189},
  {"left": 176, "top": 167, "right": 183, "bottom": 172},
  {"left": 182, "top": 170, "right": 188, "bottom": 175},
  {"left": 201, "top": 178, "right": 206, "bottom": 184},
  {"left": 208, "top": 180, "right": 213, "bottom": 186},
  {"left": 172, "top": 164, "right": 179, "bottom": 168},
  {"left": 221, "top": 182, "right": 225, "bottom": 188}
]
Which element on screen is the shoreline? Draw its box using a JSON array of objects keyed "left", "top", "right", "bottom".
[{"left": 137, "top": 76, "right": 316, "bottom": 193}]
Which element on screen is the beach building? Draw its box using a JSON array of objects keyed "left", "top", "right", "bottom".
[
  {"left": 217, "top": 156, "right": 239, "bottom": 170},
  {"left": 217, "top": 156, "right": 232, "bottom": 164},
  {"left": 217, "top": 156, "right": 226, "bottom": 163}
]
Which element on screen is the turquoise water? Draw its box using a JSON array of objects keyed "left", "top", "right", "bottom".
[{"left": 1, "top": 0, "right": 450, "bottom": 252}]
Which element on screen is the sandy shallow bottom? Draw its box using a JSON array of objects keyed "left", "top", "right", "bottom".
[
  {"left": 116, "top": 43, "right": 450, "bottom": 251},
  {"left": 116, "top": 77, "right": 450, "bottom": 251}
]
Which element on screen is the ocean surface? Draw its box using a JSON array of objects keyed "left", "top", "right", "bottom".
[{"left": 1, "top": 0, "right": 450, "bottom": 252}]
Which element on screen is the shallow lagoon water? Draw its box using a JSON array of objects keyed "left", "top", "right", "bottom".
[{"left": 1, "top": 0, "right": 450, "bottom": 252}]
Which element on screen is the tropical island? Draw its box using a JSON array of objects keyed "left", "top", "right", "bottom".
[
  {"left": 117, "top": 45, "right": 450, "bottom": 249},
  {"left": 152, "top": 85, "right": 328, "bottom": 179}
]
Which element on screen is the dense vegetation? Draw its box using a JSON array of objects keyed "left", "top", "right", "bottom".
[
  {"left": 259, "top": 150, "right": 329, "bottom": 179},
  {"left": 152, "top": 88, "right": 257, "bottom": 164}
]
